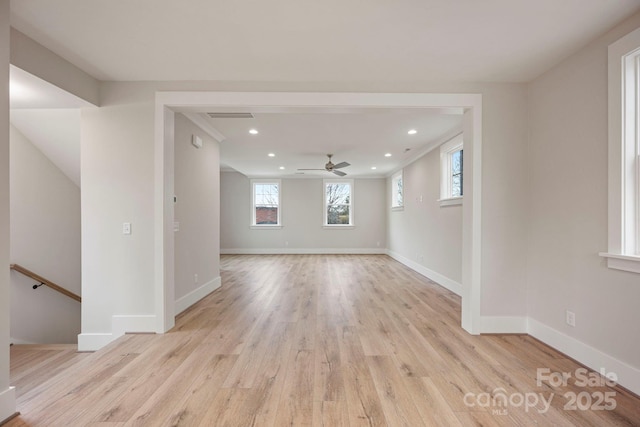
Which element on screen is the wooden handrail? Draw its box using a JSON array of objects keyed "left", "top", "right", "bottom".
[{"left": 10, "top": 264, "right": 81, "bottom": 303}]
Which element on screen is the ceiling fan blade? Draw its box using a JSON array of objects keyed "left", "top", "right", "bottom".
[
  {"left": 297, "top": 168, "right": 326, "bottom": 171},
  {"left": 333, "top": 161, "right": 350, "bottom": 169},
  {"left": 332, "top": 170, "right": 347, "bottom": 177}
]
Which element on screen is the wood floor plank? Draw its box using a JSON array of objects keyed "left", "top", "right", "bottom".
[
  {"left": 366, "top": 355, "right": 426, "bottom": 427},
  {"left": 7, "top": 254, "right": 640, "bottom": 426},
  {"left": 337, "top": 325, "right": 387, "bottom": 426},
  {"left": 273, "top": 349, "right": 315, "bottom": 426},
  {"left": 312, "top": 400, "right": 349, "bottom": 427},
  {"left": 403, "top": 376, "right": 463, "bottom": 427}
]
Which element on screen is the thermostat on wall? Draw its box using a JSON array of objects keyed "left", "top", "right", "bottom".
[{"left": 192, "top": 134, "right": 203, "bottom": 149}]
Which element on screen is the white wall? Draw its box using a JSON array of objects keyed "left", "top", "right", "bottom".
[
  {"left": 387, "top": 146, "right": 463, "bottom": 294},
  {"left": 527, "top": 13, "right": 640, "bottom": 386},
  {"left": 220, "top": 172, "right": 387, "bottom": 253},
  {"left": 0, "top": 0, "right": 16, "bottom": 421},
  {"left": 174, "top": 114, "right": 221, "bottom": 311},
  {"left": 79, "top": 84, "right": 157, "bottom": 349},
  {"left": 9, "top": 125, "right": 81, "bottom": 344}
]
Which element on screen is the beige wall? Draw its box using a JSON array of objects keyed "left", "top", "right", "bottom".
[
  {"left": 174, "top": 114, "right": 220, "bottom": 303},
  {"left": 221, "top": 172, "right": 386, "bottom": 252},
  {"left": 0, "top": 0, "right": 15, "bottom": 420},
  {"left": 9, "top": 125, "right": 81, "bottom": 344},
  {"left": 387, "top": 146, "right": 463, "bottom": 289},
  {"left": 10, "top": 29, "right": 99, "bottom": 106},
  {"left": 527, "top": 13, "right": 640, "bottom": 372}
]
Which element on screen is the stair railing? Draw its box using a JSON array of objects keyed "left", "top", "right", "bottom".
[{"left": 10, "top": 264, "right": 81, "bottom": 303}]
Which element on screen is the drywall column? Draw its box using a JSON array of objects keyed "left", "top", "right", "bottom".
[
  {"left": 79, "top": 84, "right": 157, "bottom": 351},
  {"left": 0, "top": 0, "right": 17, "bottom": 421}
]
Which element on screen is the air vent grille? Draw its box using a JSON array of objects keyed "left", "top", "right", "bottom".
[{"left": 206, "top": 112, "right": 254, "bottom": 119}]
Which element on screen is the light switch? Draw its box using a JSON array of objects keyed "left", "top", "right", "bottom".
[
  {"left": 123, "top": 222, "right": 131, "bottom": 235},
  {"left": 191, "top": 135, "right": 203, "bottom": 149}
]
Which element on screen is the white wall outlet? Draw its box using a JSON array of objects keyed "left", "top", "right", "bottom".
[
  {"left": 122, "top": 222, "right": 131, "bottom": 235},
  {"left": 194, "top": 274, "right": 198, "bottom": 284},
  {"left": 174, "top": 221, "right": 180, "bottom": 232},
  {"left": 566, "top": 310, "right": 576, "bottom": 327}
]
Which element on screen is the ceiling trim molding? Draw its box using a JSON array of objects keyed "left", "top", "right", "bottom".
[
  {"left": 386, "top": 128, "right": 464, "bottom": 178},
  {"left": 182, "top": 112, "right": 226, "bottom": 143}
]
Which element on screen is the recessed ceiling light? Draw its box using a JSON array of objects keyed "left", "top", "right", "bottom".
[
  {"left": 384, "top": 153, "right": 392, "bottom": 157},
  {"left": 249, "top": 129, "right": 259, "bottom": 135},
  {"left": 279, "top": 166, "right": 285, "bottom": 170},
  {"left": 371, "top": 166, "right": 377, "bottom": 170},
  {"left": 408, "top": 129, "right": 417, "bottom": 135},
  {"left": 268, "top": 153, "right": 275, "bottom": 157}
]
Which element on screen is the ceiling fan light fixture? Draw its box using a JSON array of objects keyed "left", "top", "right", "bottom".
[{"left": 297, "top": 154, "right": 350, "bottom": 176}]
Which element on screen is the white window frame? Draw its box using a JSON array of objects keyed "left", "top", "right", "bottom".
[
  {"left": 600, "top": 28, "right": 640, "bottom": 273},
  {"left": 391, "top": 170, "right": 404, "bottom": 210},
  {"left": 251, "top": 179, "right": 282, "bottom": 229},
  {"left": 439, "top": 134, "right": 463, "bottom": 206},
  {"left": 323, "top": 179, "right": 354, "bottom": 228}
]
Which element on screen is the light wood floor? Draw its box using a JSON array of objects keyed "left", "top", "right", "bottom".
[{"left": 6, "top": 254, "right": 640, "bottom": 426}]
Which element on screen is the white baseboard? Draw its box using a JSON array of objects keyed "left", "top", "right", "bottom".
[
  {"left": 112, "top": 314, "right": 156, "bottom": 337},
  {"left": 221, "top": 248, "right": 386, "bottom": 255},
  {"left": 78, "top": 314, "right": 157, "bottom": 351},
  {"left": 175, "top": 277, "right": 221, "bottom": 314},
  {"left": 386, "top": 250, "right": 463, "bottom": 296},
  {"left": 0, "top": 386, "right": 16, "bottom": 425},
  {"left": 479, "top": 316, "right": 528, "bottom": 334},
  {"left": 528, "top": 318, "right": 640, "bottom": 396},
  {"left": 77, "top": 333, "right": 113, "bottom": 352}
]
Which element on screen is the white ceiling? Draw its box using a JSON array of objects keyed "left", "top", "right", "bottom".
[
  {"left": 201, "top": 111, "right": 462, "bottom": 178},
  {"left": 10, "top": 1, "right": 640, "bottom": 82},
  {"left": 8, "top": 1, "right": 640, "bottom": 180}
]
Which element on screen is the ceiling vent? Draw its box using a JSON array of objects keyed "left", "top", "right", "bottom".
[{"left": 206, "top": 112, "right": 254, "bottom": 119}]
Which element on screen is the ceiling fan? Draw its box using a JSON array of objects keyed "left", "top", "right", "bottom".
[{"left": 297, "top": 154, "right": 351, "bottom": 176}]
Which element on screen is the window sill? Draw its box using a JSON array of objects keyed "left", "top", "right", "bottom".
[
  {"left": 250, "top": 225, "right": 282, "bottom": 230},
  {"left": 599, "top": 252, "right": 640, "bottom": 274},
  {"left": 391, "top": 206, "right": 404, "bottom": 212},
  {"left": 323, "top": 225, "right": 354, "bottom": 230},
  {"left": 439, "top": 196, "right": 463, "bottom": 207}
]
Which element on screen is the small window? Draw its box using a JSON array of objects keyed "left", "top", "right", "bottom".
[
  {"left": 391, "top": 170, "right": 404, "bottom": 209},
  {"left": 440, "top": 134, "right": 463, "bottom": 205},
  {"left": 251, "top": 179, "right": 281, "bottom": 227},
  {"left": 324, "top": 179, "right": 353, "bottom": 226},
  {"left": 600, "top": 28, "right": 640, "bottom": 273}
]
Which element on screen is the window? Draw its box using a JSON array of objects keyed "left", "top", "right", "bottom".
[
  {"left": 439, "top": 134, "right": 463, "bottom": 205},
  {"left": 600, "top": 28, "right": 640, "bottom": 273},
  {"left": 251, "top": 179, "right": 281, "bottom": 227},
  {"left": 391, "top": 170, "right": 404, "bottom": 209},
  {"left": 324, "top": 179, "right": 353, "bottom": 226}
]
